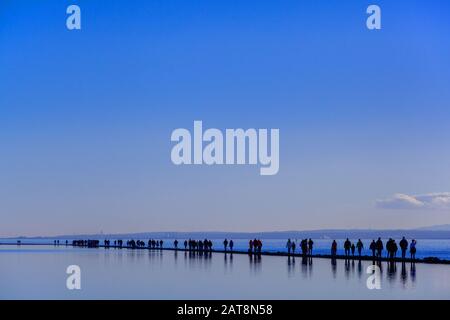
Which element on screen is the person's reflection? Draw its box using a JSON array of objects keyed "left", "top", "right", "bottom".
[
  {"left": 301, "top": 256, "right": 308, "bottom": 278},
  {"left": 410, "top": 261, "right": 416, "bottom": 284},
  {"left": 387, "top": 260, "right": 397, "bottom": 283},
  {"left": 351, "top": 259, "right": 355, "bottom": 275},
  {"left": 288, "top": 255, "right": 295, "bottom": 265},
  {"left": 287, "top": 256, "right": 295, "bottom": 277},
  {"left": 249, "top": 253, "right": 262, "bottom": 274},
  {"left": 401, "top": 261, "right": 408, "bottom": 286},
  {"left": 224, "top": 252, "right": 233, "bottom": 273},
  {"left": 308, "top": 257, "right": 313, "bottom": 278},
  {"left": 331, "top": 257, "right": 337, "bottom": 279},
  {"left": 376, "top": 259, "right": 383, "bottom": 274},
  {"left": 344, "top": 258, "right": 351, "bottom": 280},
  {"left": 174, "top": 250, "right": 178, "bottom": 266},
  {"left": 357, "top": 259, "right": 362, "bottom": 279}
]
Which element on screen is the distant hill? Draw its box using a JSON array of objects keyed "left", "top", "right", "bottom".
[
  {"left": 5, "top": 224, "right": 450, "bottom": 240},
  {"left": 417, "top": 224, "right": 450, "bottom": 232}
]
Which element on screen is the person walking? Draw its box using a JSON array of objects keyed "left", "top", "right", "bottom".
[
  {"left": 370, "top": 240, "right": 376, "bottom": 258},
  {"left": 223, "top": 239, "right": 229, "bottom": 252},
  {"left": 308, "top": 238, "right": 314, "bottom": 255},
  {"left": 344, "top": 238, "right": 351, "bottom": 257},
  {"left": 331, "top": 240, "right": 338, "bottom": 257},
  {"left": 286, "top": 239, "right": 292, "bottom": 255},
  {"left": 410, "top": 239, "right": 417, "bottom": 261},
  {"left": 356, "top": 239, "right": 364, "bottom": 257},
  {"left": 399, "top": 237, "right": 408, "bottom": 260},
  {"left": 376, "top": 238, "right": 383, "bottom": 259}
]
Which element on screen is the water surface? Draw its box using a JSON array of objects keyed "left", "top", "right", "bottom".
[{"left": 1, "top": 245, "right": 449, "bottom": 299}]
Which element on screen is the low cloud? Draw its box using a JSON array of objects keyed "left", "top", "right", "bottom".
[{"left": 376, "top": 192, "right": 450, "bottom": 210}]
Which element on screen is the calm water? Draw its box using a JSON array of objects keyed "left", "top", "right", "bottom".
[{"left": 1, "top": 245, "right": 450, "bottom": 299}]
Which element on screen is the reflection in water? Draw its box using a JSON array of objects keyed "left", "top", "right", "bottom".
[
  {"left": 287, "top": 256, "right": 295, "bottom": 278},
  {"left": 351, "top": 259, "right": 355, "bottom": 277},
  {"left": 331, "top": 258, "right": 337, "bottom": 279},
  {"left": 410, "top": 262, "right": 416, "bottom": 284},
  {"left": 224, "top": 253, "right": 233, "bottom": 273},
  {"left": 144, "top": 249, "right": 419, "bottom": 291},
  {"left": 401, "top": 262, "right": 408, "bottom": 286},
  {"left": 344, "top": 259, "right": 351, "bottom": 280},
  {"left": 308, "top": 257, "right": 313, "bottom": 278},
  {"left": 249, "top": 254, "right": 262, "bottom": 274},
  {"left": 387, "top": 261, "right": 397, "bottom": 283},
  {"left": 357, "top": 260, "right": 362, "bottom": 279},
  {"left": 180, "top": 250, "right": 213, "bottom": 271},
  {"left": 301, "top": 256, "right": 308, "bottom": 278},
  {"left": 0, "top": 245, "right": 438, "bottom": 299}
]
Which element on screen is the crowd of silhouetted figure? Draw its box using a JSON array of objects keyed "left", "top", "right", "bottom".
[
  {"left": 329, "top": 237, "right": 418, "bottom": 261},
  {"left": 286, "top": 238, "right": 314, "bottom": 256},
  {"left": 72, "top": 239, "right": 100, "bottom": 248},
  {"left": 184, "top": 239, "right": 214, "bottom": 252},
  {"left": 64, "top": 236, "right": 420, "bottom": 262},
  {"left": 248, "top": 239, "right": 263, "bottom": 254}
]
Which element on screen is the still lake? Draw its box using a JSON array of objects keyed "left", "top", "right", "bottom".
[{"left": 1, "top": 245, "right": 450, "bottom": 299}]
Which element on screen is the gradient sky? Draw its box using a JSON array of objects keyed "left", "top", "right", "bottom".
[{"left": 1, "top": 0, "right": 450, "bottom": 237}]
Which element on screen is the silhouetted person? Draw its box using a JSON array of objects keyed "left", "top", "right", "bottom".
[
  {"left": 356, "top": 239, "right": 364, "bottom": 257},
  {"left": 351, "top": 243, "right": 356, "bottom": 257},
  {"left": 376, "top": 238, "right": 383, "bottom": 259},
  {"left": 286, "top": 239, "right": 292, "bottom": 255},
  {"left": 400, "top": 237, "right": 408, "bottom": 260},
  {"left": 223, "top": 239, "right": 229, "bottom": 252},
  {"left": 291, "top": 241, "right": 296, "bottom": 255},
  {"left": 174, "top": 239, "right": 179, "bottom": 249},
  {"left": 159, "top": 240, "right": 163, "bottom": 249},
  {"left": 370, "top": 240, "right": 376, "bottom": 258},
  {"left": 410, "top": 239, "right": 417, "bottom": 261},
  {"left": 344, "top": 238, "right": 351, "bottom": 257},
  {"left": 308, "top": 239, "right": 314, "bottom": 255},
  {"left": 304, "top": 239, "right": 310, "bottom": 256},
  {"left": 229, "top": 240, "right": 234, "bottom": 252},
  {"left": 386, "top": 238, "right": 393, "bottom": 259},
  {"left": 208, "top": 240, "right": 213, "bottom": 252},
  {"left": 331, "top": 240, "right": 337, "bottom": 257},
  {"left": 249, "top": 240, "right": 254, "bottom": 254},
  {"left": 392, "top": 240, "right": 398, "bottom": 259},
  {"left": 184, "top": 240, "right": 188, "bottom": 250}
]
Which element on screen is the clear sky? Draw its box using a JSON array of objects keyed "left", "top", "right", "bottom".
[{"left": 1, "top": 0, "right": 450, "bottom": 237}]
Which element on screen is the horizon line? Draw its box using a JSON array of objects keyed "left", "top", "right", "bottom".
[{"left": 2, "top": 224, "right": 450, "bottom": 239}]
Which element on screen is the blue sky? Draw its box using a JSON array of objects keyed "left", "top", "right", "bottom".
[{"left": 1, "top": 0, "right": 450, "bottom": 236}]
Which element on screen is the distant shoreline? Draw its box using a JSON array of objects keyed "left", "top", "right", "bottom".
[
  {"left": 4, "top": 226, "right": 450, "bottom": 240},
  {"left": 1, "top": 242, "right": 449, "bottom": 265}
]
